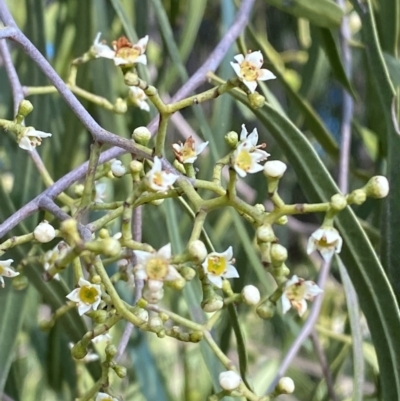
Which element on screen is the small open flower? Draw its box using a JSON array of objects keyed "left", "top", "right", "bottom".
[
  {"left": 133, "top": 244, "right": 183, "bottom": 296},
  {"left": 145, "top": 156, "right": 179, "bottom": 192},
  {"left": 95, "top": 392, "right": 119, "bottom": 401},
  {"left": 232, "top": 125, "right": 269, "bottom": 177},
  {"left": 0, "top": 259, "right": 19, "bottom": 288},
  {"left": 202, "top": 246, "right": 239, "bottom": 288},
  {"left": 230, "top": 51, "right": 276, "bottom": 93},
  {"left": 307, "top": 226, "right": 343, "bottom": 261},
  {"left": 172, "top": 136, "right": 208, "bottom": 164},
  {"left": 92, "top": 33, "right": 148, "bottom": 66},
  {"left": 66, "top": 278, "right": 102, "bottom": 316},
  {"left": 18, "top": 127, "right": 52, "bottom": 151},
  {"left": 128, "top": 87, "right": 150, "bottom": 112},
  {"left": 281, "top": 275, "right": 323, "bottom": 316}
]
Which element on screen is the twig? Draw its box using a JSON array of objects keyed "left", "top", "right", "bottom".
[{"left": 310, "top": 331, "right": 339, "bottom": 401}]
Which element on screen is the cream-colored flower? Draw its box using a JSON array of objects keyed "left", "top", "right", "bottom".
[
  {"left": 95, "top": 182, "right": 107, "bottom": 203},
  {"left": 128, "top": 87, "right": 150, "bottom": 112},
  {"left": 307, "top": 226, "right": 342, "bottom": 261},
  {"left": 18, "top": 127, "right": 52, "bottom": 151},
  {"left": 92, "top": 33, "right": 148, "bottom": 66},
  {"left": 133, "top": 244, "right": 183, "bottom": 293},
  {"left": 43, "top": 241, "right": 69, "bottom": 281},
  {"left": 145, "top": 156, "right": 179, "bottom": 192},
  {"left": 172, "top": 136, "right": 208, "bottom": 164},
  {"left": 66, "top": 278, "right": 102, "bottom": 316},
  {"left": 95, "top": 392, "right": 119, "bottom": 401},
  {"left": 281, "top": 275, "right": 323, "bottom": 316},
  {"left": 232, "top": 125, "right": 269, "bottom": 177},
  {"left": 202, "top": 247, "right": 239, "bottom": 288},
  {"left": 230, "top": 51, "right": 276, "bottom": 93},
  {"left": 0, "top": 259, "right": 18, "bottom": 288}
]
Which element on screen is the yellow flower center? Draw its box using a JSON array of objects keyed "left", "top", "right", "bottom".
[
  {"left": 240, "top": 61, "right": 258, "bottom": 81},
  {"left": 153, "top": 171, "right": 164, "bottom": 187},
  {"left": 181, "top": 145, "right": 196, "bottom": 161},
  {"left": 0, "top": 266, "right": 4, "bottom": 275},
  {"left": 206, "top": 255, "right": 227, "bottom": 276},
  {"left": 235, "top": 149, "right": 252, "bottom": 172},
  {"left": 79, "top": 286, "right": 99, "bottom": 304},
  {"left": 116, "top": 47, "right": 140, "bottom": 63},
  {"left": 285, "top": 282, "right": 305, "bottom": 302},
  {"left": 145, "top": 257, "right": 169, "bottom": 280}
]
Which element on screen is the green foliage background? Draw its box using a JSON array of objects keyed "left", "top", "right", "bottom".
[{"left": 0, "top": 0, "right": 400, "bottom": 400}]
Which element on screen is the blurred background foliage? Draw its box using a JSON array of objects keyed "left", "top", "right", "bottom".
[{"left": 0, "top": 0, "right": 400, "bottom": 400}]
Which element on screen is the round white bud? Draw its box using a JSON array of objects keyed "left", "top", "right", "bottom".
[
  {"left": 270, "top": 244, "right": 288, "bottom": 263},
  {"left": 241, "top": 285, "right": 261, "bottom": 305},
  {"left": 148, "top": 316, "right": 163, "bottom": 329},
  {"left": 202, "top": 297, "right": 224, "bottom": 313},
  {"left": 136, "top": 308, "right": 149, "bottom": 322},
  {"left": 111, "top": 159, "right": 126, "bottom": 177},
  {"left": 330, "top": 194, "right": 347, "bottom": 211},
  {"left": 263, "top": 160, "right": 287, "bottom": 178},
  {"left": 276, "top": 377, "right": 295, "bottom": 394},
  {"left": 365, "top": 175, "right": 389, "bottom": 199},
  {"left": 34, "top": 221, "right": 56, "bottom": 243},
  {"left": 219, "top": 371, "right": 242, "bottom": 391},
  {"left": 256, "top": 224, "right": 275, "bottom": 243},
  {"left": 188, "top": 240, "right": 208, "bottom": 262}
]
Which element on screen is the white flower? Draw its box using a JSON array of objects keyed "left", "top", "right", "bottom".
[
  {"left": 133, "top": 244, "right": 183, "bottom": 297},
  {"left": 92, "top": 33, "right": 148, "bottom": 66},
  {"left": 95, "top": 392, "right": 119, "bottom": 401},
  {"left": 95, "top": 182, "right": 107, "bottom": 203},
  {"left": 281, "top": 275, "right": 323, "bottom": 316},
  {"left": 202, "top": 246, "right": 239, "bottom": 288},
  {"left": 232, "top": 125, "right": 270, "bottom": 177},
  {"left": 219, "top": 371, "right": 242, "bottom": 391},
  {"left": 307, "top": 226, "right": 343, "bottom": 261},
  {"left": 43, "top": 241, "right": 69, "bottom": 281},
  {"left": 128, "top": 87, "right": 150, "bottom": 112},
  {"left": 110, "top": 159, "right": 126, "bottom": 177},
  {"left": 230, "top": 51, "right": 276, "bottom": 93},
  {"left": 241, "top": 285, "right": 261, "bottom": 305},
  {"left": 145, "top": 156, "right": 179, "bottom": 192},
  {"left": 0, "top": 259, "right": 18, "bottom": 288},
  {"left": 92, "top": 333, "right": 112, "bottom": 345},
  {"left": 34, "top": 220, "right": 56, "bottom": 243},
  {"left": 263, "top": 160, "right": 287, "bottom": 178},
  {"left": 18, "top": 127, "right": 52, "bottom": 151},
  {"left": 66, "top": 278, "right": 102, "bottom": 316},
  {"left": 172, "top": 136, "right": 208, "bottom": 164}
]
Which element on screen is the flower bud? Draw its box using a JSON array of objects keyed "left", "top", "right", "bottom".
[
  {"left": 168, "top": 277, "right": 186, "bottom": 290},
  {"left": 17, "top": 99, "right": 34, "bottom": 118},
  {"left": 256, "top": 300, "right": 275, "bottom": 320},
  {"left": 150, "top": 198, "right": 165, "bottom": 206},
  {"left": 270, "top": 244, "right": 288, "bottom": 263},
  {"left": 256, "top": 224, "right": 275, "bottom": 243},
  {"left": 132, "top": 126, "right": 151, "bottom": 145},
  {"left": 241, "top": 285, "right": 261, "bottom": 305},
  {"left": 188, "top": 240, "right": 208, "bottom": 262},
  {"left": 74, "top": 184, "right": 85, "bottom": 197},
  {"left": 180, "top": 266, "right": 196, "bottom": 281},
  {"left": 348, "top": 189, "right": 367, "bottom": 205},
  {"left": 149, "top": 316, "right": 163, "bottom": 330},
  {"left": 111, "top": 159, "right": 126, "bottom": 177},
  {"left": 364, "top": 175, "right": 389, "bottom": 199},
  {"left": 12, "top": 274, "right": 28, "bottom": 291},
  {"left": 276, "top": 377, "right": 295, "bottom": 394},
  {"left": 135, "top": 307, "right": 149, "bottom": 322},
  {"left": 330, "top": 194, "right": 347, "bottom": 211},
  {"left": 90, "top": 310, "right": 108, "bottom": 323},
  {"left": 71, "top": 343, "right": 87, "bottom": 359},
  {"left": 130, "top": 160, "right": 143, "bottom": 173},
  {"left": 201, "top": 296, "right": 224, "bottom": 313},
  {"left": 143, "top": 286, "right": 164, "bottom": 304},
  {"left": 189, "top": 330, "right": 204, "bottom": 342},
  {"left": 225, "top": 131, "right": 239, "bottom": 148},
  {"left": 105, "top": 344, "right": 117, "bottom": 358},
  {"left": 255, "top": 203, "right": 265, "bottom": 213},
  {"left": 263, "top": 160, "right": 287, "bottom": 178},
  {"left": 219, "top": 371, "right": 242, "bottom": 391},
  {"left": 114, "top": 365, "right": 127, "bottom": 378},
  {"left": 34, "top": 221, "right": 56, "bottom": 243},
  {"left": 276, "top": 215, "right": 288, "bottom": 225},
  {"left": 100, "top": 238, "right": 121, "bottom": 257},
  {"left": 114, "top": 98, "right": 127, "bottom": 114},
  {"left": 248, "top": 92, "right": 265, "bottom": 109}
]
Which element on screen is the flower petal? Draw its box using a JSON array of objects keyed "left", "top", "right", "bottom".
[
  {"left": 158, "top": 243, "right": 172, "bottom": 259},
  {"left": 230, "top": 62, "right": 242, "bottom": 78},
  {"left": 240, "top": 124, "right": 249, "bottom": 142},
  {"left": 242, "top": 79, "right": 258, "bottom": 93},
  {"left": 207, "top": 274, "right": 223, "bottom": 288},
  {"left": 246, "top": 51, "right": 264, "bottom": 68},
  {"left": 224, "top": 264, "right": 239, "bottom": 279},
  {"left": 257, "top": 68, "right": 276, "bottom": 81},
  {"left": 233, "top": 54, "right": 245, "bottom": 63}
]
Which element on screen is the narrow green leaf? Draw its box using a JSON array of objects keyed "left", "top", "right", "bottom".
[
  {"left": 265, "top": 0, "right": 344, "bottom": 29},
  {"left": 382, "top": 52, "right": 400, "bottom": 87},
  {"left": 376, "top": 0, "right": 400, "bottom": 55},
  {"left": 0, "top": 286, "right": 29, "bottom": 393},
  {"left": 318, "top": 28, "right": 358, "bottom": 99}
]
